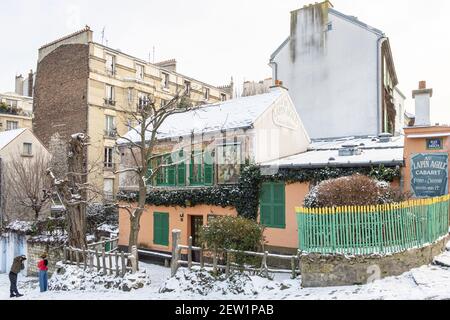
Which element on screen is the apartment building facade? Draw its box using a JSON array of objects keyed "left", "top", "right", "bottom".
[
  {"left": 0, "top": 92, "right": 33, "bottom": 133},
  {"left": 33, "top": 26, "right": 233, "bottom": 201}
]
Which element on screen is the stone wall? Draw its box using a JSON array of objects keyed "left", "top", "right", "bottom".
[
  {"left": 301, "top": 235, "right": 449, "bottom": 288},
  {"left": 26, "top": 241, "right": 64, "bottom": 277}
]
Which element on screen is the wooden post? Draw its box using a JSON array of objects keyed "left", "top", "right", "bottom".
[
  {"left": 170, "top": 230, "right": 181, "bottom": 277},
  {"left": 115, "top": 252, "right": 119, "bottom": 277},
  {"left": 95, "top": 249, "right": 100, "bottom": 272},
  {"left": 131, "top": 246, "right": 138, "bottom": 273},
  {"left": 121, "top": 251, "right": 126, "bottom": 277},
  {"left": 108, "top": 252, "right": 113, "bottom": 275},
  {"left": 63, "top": 247, "right": 67, "bottom": 264},
  {"left": 213, "top": 249, "right": 218, "bottom": 276},
  {"left": 199, "top": 248, "right": 204, "bottom": 269},
  {"left": 89, "top": 252, "right": 94, "bottom": 269},
  {"left": 188, "top": 236, "right": 193, "bottom": 271},
  {"left": 83, "top": 249, "right": 87, "bottom": 270},
  {"left": 261, "top": 251, "right": 269, "bottom": 278},
  {"left": 225, "top": 252, "right": 231, "bottom": 277},
  {"left": 75, "top": 250, "right": 80, "bottom": 267},
  {"left": 102, "top": 248, "right": 107, "bottom": 274},
  {"left": 291, "top": 256, "right": 296, "bottom": 280}
]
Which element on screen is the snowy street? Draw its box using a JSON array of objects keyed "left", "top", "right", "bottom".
[{"left": 2, "top": 250, "right": 450, "bottom": 300}]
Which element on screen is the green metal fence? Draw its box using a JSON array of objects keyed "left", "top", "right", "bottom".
[{"left": 296, "top": 195, "right": 450, "bottom": 255}]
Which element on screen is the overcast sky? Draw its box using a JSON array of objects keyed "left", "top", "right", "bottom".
[{"left": 1, "top": 0, "right": 449, "bottom": 123}]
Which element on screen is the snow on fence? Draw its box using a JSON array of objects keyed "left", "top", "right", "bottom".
[
  {"left": 63, "top": 244, "right": 138, "bottom": 277},
  {"left": 170, "top": 230, "right": 300, "bottom": 279},
  {"left": 296, "top": 194, "right": 450, "bottom": 255},
  {"left": 87, "top": 237, "right": 119, "bottom": 252}
]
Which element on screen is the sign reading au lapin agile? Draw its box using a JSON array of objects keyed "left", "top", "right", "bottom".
[{"left": 411, "top": 153, "right": 448, "bottom": 197}]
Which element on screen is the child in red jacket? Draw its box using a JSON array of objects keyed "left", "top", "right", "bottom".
[{"left": 37, "top": 253, "right": 48, "bottom": 292}]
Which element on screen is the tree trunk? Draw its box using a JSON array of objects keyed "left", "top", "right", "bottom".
[{"left": 127, "top": 178, "right": 146, "bottom": 254}]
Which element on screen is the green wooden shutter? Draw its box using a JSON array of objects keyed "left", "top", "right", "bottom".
[
  {"left": 259, "top": 182, "right": 285, "bottom": 229},
  {"left": 154, "top": 212, "right": 169, "bottom": 246},
  {"left": 167, "top": 154, "right": 175, "bottom": 186},
  {"left": 204, "top": 151, "right": 214, "bottom": 185},
  {"left": 155, "top": 158, "right": 163, "bottom": 186},
  {"left": 177, "top": 150, "right": 186, "bottom": 186}
]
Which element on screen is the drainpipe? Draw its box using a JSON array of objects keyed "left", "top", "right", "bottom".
[{"left": 377, "top": 36, "right": 387, "bottom": 135}]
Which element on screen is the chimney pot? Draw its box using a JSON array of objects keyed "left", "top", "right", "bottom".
[{"left": 419, "top": 81, "right": 426, "bottom": 90}]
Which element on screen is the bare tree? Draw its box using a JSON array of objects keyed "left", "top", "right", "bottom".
[
  {"left": 47, "top": 133, "right": 101, "bottom": 249},
  {"left": 116, "top": 90, "right": 197, "bottom": 253},
  {"left": 5, "top": 151, "right": 52, "bottom": 220}
]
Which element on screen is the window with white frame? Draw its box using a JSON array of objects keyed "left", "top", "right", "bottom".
[
  {"left": 138, "top": 92, "right": 150, "bottom": 108},
  {"left": 105, "top": 85, "right": 115, "bottom": 105},
  {"left": 6, "top": 121, "right": 18, "bottom": 131},
  {"left": 104, "top": 147, "right": 114, "bottom": 168},
  {"left": 23, "top": 143, "right": 32, "bottom": 156},
  {"left": 204, "top": 88, "right": 210, "bottom": 100},
  {"left": 161, "top": 99, "right": 168, "bottom": 107},
  {"left": 162, "top": 72, "right": 169, "bottom": 89},
  {"left": 127, "top": 88, "right": 133, "bottom": 104},
  {"left": 106, "top": 54, "right": 115, "bottom": 75},
  {"left": 136, "top": 64, "right": 144, "bottom": 80},
  {"left": 5, "top": 99, "right": 18, "bottom": 108},
  {"left": 105, "top": 115, "right": 116, "bottom": 137},
  {"left": 221, "top": 93, "right": 227, "bottom": 101}
]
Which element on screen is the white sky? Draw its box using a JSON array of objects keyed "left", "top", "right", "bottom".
[{"left": 1, "top": 0, "right": 449, "bottom": 124}]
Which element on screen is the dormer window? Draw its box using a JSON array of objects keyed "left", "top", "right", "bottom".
[{"left": 221, "top": 93, "right": 227, "bottom": 101}]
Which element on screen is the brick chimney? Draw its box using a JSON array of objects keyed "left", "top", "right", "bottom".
[
  {"left": 15, "top": 74, "right": 24, "bottom": 95},
  {"left": 412, "top": 81, "right": 433, "bottom": 126},
  {"left": 28, "top": 69, "right": 34, "bottom": 97}
]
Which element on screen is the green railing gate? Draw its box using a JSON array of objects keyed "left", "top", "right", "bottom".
[{"left": 296, "top": 195, "right": 450, "bottom": 255}]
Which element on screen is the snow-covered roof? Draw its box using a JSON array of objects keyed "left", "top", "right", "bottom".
[
  {"left": 0, "top": 128, "right": 27, "bottom": 151},
  {"left": 118, "top": 88, "right": 284, "bottom": 144},
  {"left": 262, "top": 136, "right": 405, "bottom": 168}
]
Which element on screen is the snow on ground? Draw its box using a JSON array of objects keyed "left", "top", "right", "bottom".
[{"left": 2, "top": 252, "right": 450, "bottom": 300}]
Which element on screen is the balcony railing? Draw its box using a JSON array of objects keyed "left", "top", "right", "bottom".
[
  {"left": 104, "top": 98, "right": 116, "bottom": 106},
  {"left": 104, "top": 130, "right": 117, "bottom": 139}
]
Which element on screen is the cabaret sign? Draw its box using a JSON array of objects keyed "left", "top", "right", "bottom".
[{"left": 410, "top": 153, "right": 448, "bottom": 197}]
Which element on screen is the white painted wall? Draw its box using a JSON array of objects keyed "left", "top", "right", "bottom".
[
  {"left": 272, "top": 8, "right": 383, "bottom": 139},
  {"left": 394, "top": 88, "right": 406, "bottom": 134},
  {"left": 0, "top": 233, "right": 28, "bottom": 276}
]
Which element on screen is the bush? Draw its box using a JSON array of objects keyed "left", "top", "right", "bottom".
[
  {"left": 86, "top": 203, "right": 118, "bottom": 234},
  {"left": 304, "top": 174, "right": 411, "bottom": 208},
  {"left": 199, "top": 216, "right": 265, "bottom": 269}
]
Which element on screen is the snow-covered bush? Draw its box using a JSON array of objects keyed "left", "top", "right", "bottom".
[
  {"left": 86, "top": 203, "right": 118, "bottom": 233},
  {"left": 303, "top": 174, "right": 411, "bottom": 208},
  {"left": 200, "top": 216, "right": 265, "bottom": 268},
  {"left": 160, "top": 268, "right": 257, "bottom": 296},
  {"left": 49, "top": 263, "right": 150, "bottom": 292}
]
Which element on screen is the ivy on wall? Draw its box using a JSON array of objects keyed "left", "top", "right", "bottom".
[{"left": 118, "top": 165, "right": 401, "bottom": 220}]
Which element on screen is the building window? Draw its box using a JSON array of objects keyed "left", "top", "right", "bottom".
[
  {"left": 204, "top": 88, "right": 210, "bottom": 101},
  {"left": 23, "top": 143, "right": 32, "bottom": 156},
  {"left": 259, "top": 182, "right": 286, "bottom": 229},
  {"left": 220, "top": 93, "right": 227, "bottom": 102},
  {"left": 104, "top": 178, "right": 114, "bottom": 201},
  {"left": 6, "top": 121, "right": 18, "bottom": 131},
  {"left": 106, "top": 54, "right": 115, "bottom": 75},
  {"left": 105, "top": 115, "right": 116, "bottom": 137},
  {"left": 160, "top": 99, "right": 168, "bottom": 108},
  {"left": 136, "top": 64, "right": 144, "bottom": 80},
  {"left": 190, "top": 149, "right": 214, "bottom": 186},
  {"left": 5, "top": 99, "right": 18, "bottom": 108},
  {"left": 138, "top": 92, "right": 150, "bottom": 109},
  {"left": 326, "top": 22, "right": 333, "bottom": 31},
  {"left": 162, "top": 72, "right": 169, "bottom": 89},
  {"left": 127, "top": 88, "right": 133, "bottom": 104},
  {"left": 105, "top": 85, "right": 115, "bottom": 105},
  {"left": 104, "top": 147, "right": 114, "bottom": 169},
  {"left": 151, "top": 150, "right": 187, "bottom": 187},
  {"left": 184, "top": 81, "right": 191, "bottom": 96},
  {"left": 153, "top": 212, "right": 169, "bottom": 246}
]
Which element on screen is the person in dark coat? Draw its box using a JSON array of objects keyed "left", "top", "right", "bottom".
[
  {"left": 9, "top": 255, "right": 26, "bottom": 298},
  {"left": 37, "top": 253, "right": 49, "bottom": 292}
]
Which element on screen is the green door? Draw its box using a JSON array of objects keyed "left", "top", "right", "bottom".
[{"left": 154, "top": 212, "right": 169, "bottom": 246}]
